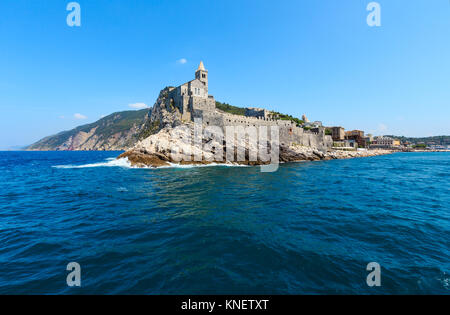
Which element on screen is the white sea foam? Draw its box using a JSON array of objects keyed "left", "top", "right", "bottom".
[
  {"left": 53, "top": 158, "right": 250, "bottom": 170},
  {"left": 52, "top": 157, "right": 132, "bottom": 169}
]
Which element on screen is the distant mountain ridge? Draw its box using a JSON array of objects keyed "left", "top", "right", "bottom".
[
  {"left": 27, "top": 109, "right": 151, "bottom": 151},
  {"left": 384, "top": 135, "right": 450, "bottom": 145}
]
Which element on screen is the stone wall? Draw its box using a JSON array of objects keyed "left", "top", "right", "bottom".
[
  {"left": 195, "top": 109, "right": 332, "bottom": 151},
  {"left": 245, "top": 108, "right": 271, "bottom": 119}
]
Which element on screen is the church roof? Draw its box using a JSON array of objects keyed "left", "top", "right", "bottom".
[{"left": 197, "top": 61, "right": 206, "bottom": 71}]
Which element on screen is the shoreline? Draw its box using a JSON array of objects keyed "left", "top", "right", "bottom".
[
  {"left": 117, "top": 148, "right": 395, "bottom": 168},
  {"left": 6, "top": 149, "right": 449, "bottom": 154}
]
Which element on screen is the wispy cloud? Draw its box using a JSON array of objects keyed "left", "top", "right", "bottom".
[
  {"left": 129, "top": 103, "right": 148, "bottom": 109},
  {"left": 74, "top": 113, "right": 87, "bottom": 120},
  {"left": 177, "top": 58, "right": 187, "bottom": 64},
  {"left": 378, "top": 123, "right": 388, "bottom": 133}
]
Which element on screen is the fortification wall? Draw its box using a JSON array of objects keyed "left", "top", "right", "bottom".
[{"left": 194, "top": 109, "right": 332, "bottom": 151}]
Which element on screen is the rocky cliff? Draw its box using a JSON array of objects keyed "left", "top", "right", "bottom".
[
  {"left": 118, "top": 88, "right": 391, "bottom": 167},
  {"left": 118, "top": 125, "right": 391, "bottom": 168}
]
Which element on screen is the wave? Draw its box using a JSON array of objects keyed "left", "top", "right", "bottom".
[
  {"left": 52, "top": 158, "right": 250, "bottom": 170},
  {"left": 53, "top": 157, "right": 132, "bottom": 169}
]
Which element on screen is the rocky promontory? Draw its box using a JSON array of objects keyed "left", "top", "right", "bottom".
[
  {"left": 117, "top": 124, "right": 392, "bottom": 168},
  {"left": 114, "top": 86, "right": 392, "bottom": 168},
  {"left": 112, "top": 85, "right": 392, "bottom": 168}
]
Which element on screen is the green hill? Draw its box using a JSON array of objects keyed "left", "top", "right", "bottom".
[
  {"left": 27, "top": 109, "right": 151, "bottom": 151},
  {"left": 215, "top": 101, "right": 246, "bottom": 116},
  {"left": 385, "top": 135, "right": 450, "bottom": 145}
]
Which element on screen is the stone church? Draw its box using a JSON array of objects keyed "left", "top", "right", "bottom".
[{"left": 167, "top": 61, "right": 216, "bottom": 122}]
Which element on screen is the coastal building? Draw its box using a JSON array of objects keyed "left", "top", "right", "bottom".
[
  {"left": 403, "top": 141, "right": 412, "bottom": 147},
  {"left": 347, "top": 139, "right": 357, "bottom": 148},
  {"left": 305, "top": 121, "right": 323, "bottom": 128},
  {"left": 331, "top": 127, "right": 345, "bottom": 141},
  {"left": 345, "top": 130, "right": 366, "bottom": 148},
  {"left": 370, "top": 136, "right": 401, "bottom": 148},
  {"left": 346, "top": 130, "right": 364, "bottom": 138},
  {"left": 245, "top": 107, "right": 272, "bottom": 119},
  {"left": 371, "top": 136, "right": 391, "bottom": 147},
  {"left": 302, "top": 114, "right": 309, "bottom": 123},
  {"left": 365, "top": 134, "right": 374, "bottom": 143},
  {"left": 333, "top": 139, "right": 358, "bottom": 150}
]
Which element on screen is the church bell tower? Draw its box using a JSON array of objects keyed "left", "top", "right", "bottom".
[{"left": 195, "top": 61, "right": 208, "bottom": 91}]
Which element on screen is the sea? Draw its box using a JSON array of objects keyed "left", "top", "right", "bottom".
[{"left": 0, "top": 151, "right": 448, "bottom": 294}]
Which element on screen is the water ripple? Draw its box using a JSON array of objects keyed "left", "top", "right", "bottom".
[{"left": 0, "top": 151, "right": 448, "bottom": 294}]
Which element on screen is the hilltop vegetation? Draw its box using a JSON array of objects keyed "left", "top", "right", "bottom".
[
  {"left": 215, "top": 101, "right": 246, "bottom": 116},
  {"left": 271, "top": 111, "right": 305, "bottom": 126},
  {"left": 215, "top": 101, "right": 305, "bottom": 126}
]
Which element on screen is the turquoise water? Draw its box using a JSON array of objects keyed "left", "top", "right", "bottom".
[{"left": 0, "top": 151, "right": 448, "bottom": 294}]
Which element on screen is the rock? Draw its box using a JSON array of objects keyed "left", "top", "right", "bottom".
[
  {"left": 117, "top": 151, "right": 170, "bottom": 167},
  {"left": 313, "top": 149, "right": 325, "bottom": 159},
  {"left": 119, "top": 128, "right": 393, "bottom": 167}
]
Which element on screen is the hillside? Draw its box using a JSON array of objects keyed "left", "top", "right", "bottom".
[
  {"left": 215, "top": 101, "right": 246, "bottom": 116},
  {"left": 27, "top": 109, "right": 151, "bottom": 151},
  {"left": 385, "top": 135, "right": 450, "bottom": 145}
]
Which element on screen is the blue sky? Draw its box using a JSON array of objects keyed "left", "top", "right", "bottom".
[{"left": 0, "top": 0, "right": 449, "bottom": 148}]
